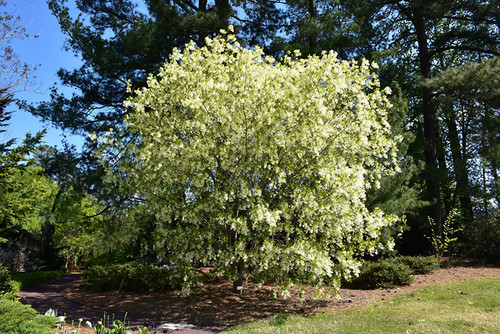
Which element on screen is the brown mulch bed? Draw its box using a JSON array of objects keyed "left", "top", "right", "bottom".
[{"left": 62, "top": 265, "right": 500, "bottom": 329}]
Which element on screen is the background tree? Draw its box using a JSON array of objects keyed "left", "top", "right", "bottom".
[
  {"left": 0, "top": 0, "right": 39, "bottom": 96},
  {"left": 0, "top": 0, "right": 46, "bottom": 244},
  {"left": 30, "top": 0, "right": 257, "bottom": 135},
  {"left": 329, "top": 0, "right": 500, "bottom": 252},
  {"left": 424, "top": 57, "right": 500, "bottom": 216}
]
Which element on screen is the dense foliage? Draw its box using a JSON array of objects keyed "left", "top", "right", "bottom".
[
  {"left": 0, "top": 293, "right": 56, "bottom": 334},
  {"left": 1, "top": 0, "right": 499, "bottom": 296},
  {"left": 99, "top": 30, "right": 401, "bottom": 291},
  {"left": 0, "top": 264, "right": 13, "bottom": 293},
  {"left": 462, "top": 209, "right": 500, "bottom": 261},
  {"left": 392, "top": 256, "right": 439, "bottom": 275},
  {"left": 11, "top": 270, "right": 65, "bottom": 290},
  {"left": 345, "top": 256, "right": 438, "bottom": 289},
  {"left": 347, "top": 260, "right": 414, "bottom": 289},
  {"left": 82, "top": 262, "right": 196, "bottom": 293}
]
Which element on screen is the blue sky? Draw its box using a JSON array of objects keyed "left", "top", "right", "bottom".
[{"left": 4, "top": 0, "right": 84, "bottom": 150}]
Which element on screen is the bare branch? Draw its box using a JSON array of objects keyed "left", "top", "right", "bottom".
[{"left": 0, "top": 0, "right": 40, "bottom": 97}]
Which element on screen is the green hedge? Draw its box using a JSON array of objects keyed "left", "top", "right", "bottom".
[
  {"left": 350, "top": 260, "right": 414, "bottom": 289},
  {"left": 82, "top": 262, "right": 195, "bottom": 292},
  {"left": 0, "top": 293, "right": 56, "bottom": 334},
  {"left": 345, "top": 256, "right": 439, "bottom": 290},
  {"left": 463, "top": 210, "right": 500, "bottom": 261},
  {"left": 11, "top": 270, "right": 66, "bottom": 291},
  {"left": 393, "top": 256, "right": 439, "bottom": 274},
  {"left": 0, "top": 264, "right": 14, "bottom": 294}
]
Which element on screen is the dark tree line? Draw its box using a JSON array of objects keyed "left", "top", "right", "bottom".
[{"left": 21, "top": 0, "right": 500, "bottom": 258}]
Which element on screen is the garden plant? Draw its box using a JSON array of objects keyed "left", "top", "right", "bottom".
[{"left": 98, "top": 27, "right": 401, "bottom": 293}]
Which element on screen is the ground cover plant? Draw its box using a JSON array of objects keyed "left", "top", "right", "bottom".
[
  {"left": 81, "top": 256, "right": 439, "bottom": 294},
  {"left": 0, "top": 293, "right": 56, "bottom": 334},
  {"left": 52, "top": 312, "right": 158, "bottom": 334},
  {"left": 225, "top": 277, "right": 500, "bottom": 333},
  {"left": 0, "top": 267, "right": 65, "bottom": 333},
  {"left": 0, "top": 264, "right": 14, "bottom": 293},
  {"left": 346, "top": 260, "right": 414, "bottom": 289},
  {"left": 393, "top": 255, "right": 439, "bottom": 274}
]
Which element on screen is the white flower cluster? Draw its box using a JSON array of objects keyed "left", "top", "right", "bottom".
[{"left": 102, "top": 29, "right": 401, "bottom": 290}]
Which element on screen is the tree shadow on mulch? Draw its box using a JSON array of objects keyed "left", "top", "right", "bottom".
[
  {"left": 63, "top": 266, "right": 500, "bottom": 328},
  {"left": 64, "top": 279, "right": 333, "bottom": 327}
]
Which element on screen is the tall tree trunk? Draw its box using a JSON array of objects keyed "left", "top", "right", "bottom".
[
  {"left": 482, "top": 163, "right": 488, "bottom": 217},
  {"left": 199, "top": 0, "right": 207, "bottom": 11},
  {"left": 308, "top": 0, "right": 319, "bottom": 54},
  {"left": 443, "top": 99, "right": 473, "bottom": 220},
  {"left": 215, "top": 0, "right": 231, "bottom": 27},
  {"left": 492, "top": 163, "right": 500, "bottom": 207},
  {"left": 232, "top": 259, "right": 245, "bottom": 293},
  {"left": 485, "top": 107, "right": 500, "bottom": 209},
  {"left": 413, "top": 14, "right": 443, "bottom": 233},
  {"left": 437, "top": 126, "right": 451, "bottom": 216}
]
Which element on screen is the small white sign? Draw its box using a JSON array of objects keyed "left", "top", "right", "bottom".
[{"left": 156, "top": 323, "right": 194, "bottom": 330}]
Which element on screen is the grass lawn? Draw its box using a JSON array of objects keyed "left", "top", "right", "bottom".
[{"left": 225, "top": 277, "right": 500, "bottom": 333}]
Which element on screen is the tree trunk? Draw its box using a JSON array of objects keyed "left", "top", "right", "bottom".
[
  {"left": 215, "top": 0, "right": 231, "bottom": 27},
  {"left": 414, "top": 14, "right": 443, "bottom": 233},
  {"left": 491, "top": 162, "right": 500, "bottom": 207},
  {"left": 437, "top": 125, "right": 451, "bottom": 216},
  {"left": 307, "top": 0, "right": 319, "bottom": 54},
  {"left": 443, "top": 99, "right": 473, "bottom": 220},
  {"left": 482, "top": 163, "right": 488, "bottom": 217},
  {"left": 199, "top": 0, "right": 207, "bottom": 11},
  {"left": 232, "top": 260, "right": 245, "bottom": 294}
]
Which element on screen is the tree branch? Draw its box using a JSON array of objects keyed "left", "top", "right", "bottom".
[{"left": 431, "top": 46, "right": 500, "bottom": 57}]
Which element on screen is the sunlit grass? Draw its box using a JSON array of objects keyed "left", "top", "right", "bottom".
[{"left": 225, "top": 277, "right": 500, "bottom": 333}]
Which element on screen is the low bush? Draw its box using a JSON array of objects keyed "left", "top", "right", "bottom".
[
  {"left": 11, "top": 270, "right": 66, "bottom": 291},
  {"left": 392, "top": 256, "right": 439, "bottom": 274},
  {"left": 0, "top": 264, "right": 13, "bottom": 294},
  {"left": 83, "top": 262, "right": 198, "bottom": 293},
  {"left": 463, "top": 210, "right": 500, "bottom": 261},
  {"left": 346, "top": 260, "right": 414, "bottom": 289},
  {"left": 0, "top": 293, "right": 56, "bottom": 334}
]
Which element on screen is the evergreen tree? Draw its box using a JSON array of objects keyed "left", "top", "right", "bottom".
[
  {"left": 337, "top": 0, "right": 499, "bottom": 235},
  {"left": 424, "top": 57, "right": 500, "bottom": 215},
  {"left": 30, "top": 0, "right": 286, "bottom": 135}
]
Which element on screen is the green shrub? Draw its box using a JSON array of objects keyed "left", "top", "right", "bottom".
[
  {"left": 347, "top": 260, "right": 414, "bottom": 289},
  {"left": 392, "top": 256, "right": 439, "bottom": 274},
  {"left": 463, "top": 210, "right": 500, "bottom": 261},
  {"left": 0, "top": 293, "right": 56, "bottom": 334},
  {"left": 0, "top": 264, "right": 13, "bottom": 294},
  {"left": 82, "top": 262, "right": 198, "bottom": 293},
  {"left": 11, "top": 270, "right": 66, "bottom": 291}
]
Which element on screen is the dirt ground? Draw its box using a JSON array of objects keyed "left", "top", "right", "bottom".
[{"left": 62, "top": 265, "right": 500, "bottom": 330}]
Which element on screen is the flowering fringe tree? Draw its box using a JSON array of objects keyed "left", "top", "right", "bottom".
[{"left": 99, "top": 28, "right": 401, "bottom": 293}]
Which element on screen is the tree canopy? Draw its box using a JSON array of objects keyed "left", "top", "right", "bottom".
[
  {"left": 3, "top": 0, "right": 499, "bottom": 277},
  {"left": 99, "top": 30, "right": 401, "bottom": 291}
]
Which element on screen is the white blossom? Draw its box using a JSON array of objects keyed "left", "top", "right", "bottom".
[{"left": 99, "top": 31, "right": 401, "bottom": 291}]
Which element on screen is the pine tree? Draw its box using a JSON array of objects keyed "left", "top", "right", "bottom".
[{"left": 337, "top": 0, "right": 499, "bottom": 233}]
